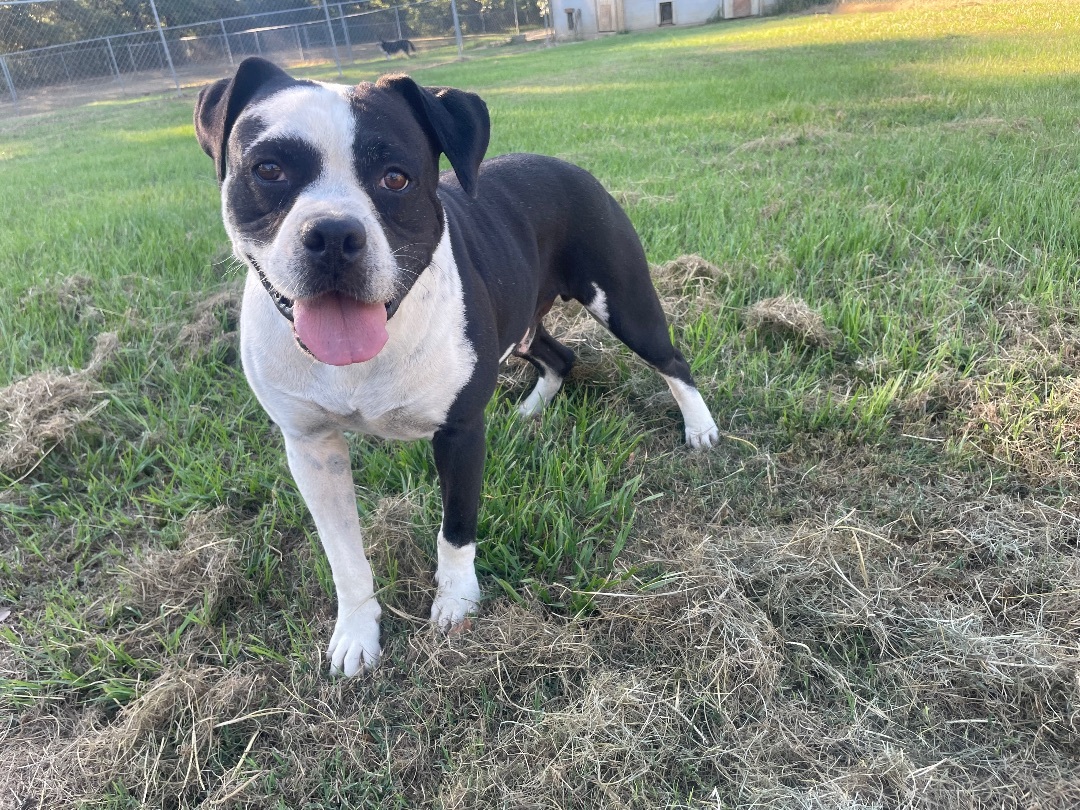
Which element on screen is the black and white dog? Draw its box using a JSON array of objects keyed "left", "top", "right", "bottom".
[
  {"left": 378, "top": 38, "right": 416, "bottom": 58},
  {"left": 194, "top": 57, "right": 718, "bottom": 676}
]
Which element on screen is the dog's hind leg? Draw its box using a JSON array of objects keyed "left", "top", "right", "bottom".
[
  {"left": 515, "top": 322, "right": 575, "bottom": 418},
  {"left": 581, "top": 279, "right": 719, "bottom": 449}
]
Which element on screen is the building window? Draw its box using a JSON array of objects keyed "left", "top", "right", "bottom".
[
  {"left": 566, "top": 8, "right": 576, "bottom": 29},
  {"left": 659, "top": 2, "right": 674, "bottom": 25}
]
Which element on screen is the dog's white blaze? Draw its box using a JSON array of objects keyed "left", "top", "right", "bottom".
[
  {"left": 431, "top": 530, "right": 481, "bottom": 629},
  {"left": 662, "top": 375, "right": 720, "bottom": 449},
  {"left": 245, "top": 83, "right": 354, "bottom": 157},
  {"left": 585, "top": 282, "right": 610, "bottom": 327},
  {"left": 226, "top": 84, "right": 398, "bottom": 302},
  {"left": 240, "top": 225, "right": 476, "bottom": 442}
]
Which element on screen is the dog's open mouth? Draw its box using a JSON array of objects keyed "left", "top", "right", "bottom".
[{"left": 249, "top": 256, "right": 391, "bottom": 366}]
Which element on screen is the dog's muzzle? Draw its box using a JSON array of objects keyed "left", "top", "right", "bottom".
[{"left": 248, "top": 253, "right": 394, "bottom": 366}]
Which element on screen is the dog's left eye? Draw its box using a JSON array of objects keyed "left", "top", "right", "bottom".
[
  {"left": 254, "top": 162, "right": 286, "bottom": 183},
  {"left": 380, "top": 171, "right": 409, "bottom": 191}
]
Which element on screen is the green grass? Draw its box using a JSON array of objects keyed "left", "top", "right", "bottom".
[{"left": 2, "top": 2, "right": 1080, "bottom": 807}]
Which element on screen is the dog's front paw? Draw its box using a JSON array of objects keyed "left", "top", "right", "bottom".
[
  {"left": 686, "top": 421, "right": 720, "bottom": 450},
  {"left": 431, "top": 571, "right": 481, "bottom": 631},
  {"left": 429, "top": 578, "right": 481, "bottom": 630},
  {"left": 327, "top": 602, "right": 382, "bottom": 676},
  {"left": 431, "top": 535, "right": 481, "bottom": 631}
]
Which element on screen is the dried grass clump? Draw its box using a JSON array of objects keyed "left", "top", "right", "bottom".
[
  {"left": 119, "top": 507, "right": 244, "bottom": 626},
  {"left": 745, "top": 294, "right": 833, "bottom": 347},
  {"left": 27, "top": 273, "right": 102, "bottom": 323},
  {"left": 651, "top": 255, "right": 729, "bottom": 319},
  {"left": 654, "top": 254, "right": 727, "bottom": 286},
  {"left": 720, "top": 506, "right": 1080, "bottom": 797},
  {"left": 57, "top": 273, "right": 102, "bottom": 322},
  {"left": 599, "top": 527, "right": 783, "bottom": 706},
  {"left": 611, "top": 189, "right": 675, "bottom": 207},
  {"left": 734, "top": 127, "right": 830, "bottom": 153},
  {"left": 176, "top": 288, "right": 241, "bottom": 356},
  {"left": 21, "top": 666, "right": 273, "bottom": 808},
  {"left": 0, "top": 331, "right": 118, "bottom": 475},
  {"left": 403, "top": 601, "right": 598, "bottom": 692},
  {"left": 3, "top": 511, "right": 258, "bottom": 808}
]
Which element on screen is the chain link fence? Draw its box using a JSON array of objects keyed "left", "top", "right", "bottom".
[{"left": 0, "top": 0, "right": 550, "bottom": 115}]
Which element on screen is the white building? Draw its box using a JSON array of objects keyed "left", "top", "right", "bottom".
[{"left": 550, "top": 0, "right": 778, "bottom": 41}]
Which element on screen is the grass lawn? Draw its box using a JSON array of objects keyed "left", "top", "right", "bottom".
[{"left": 2, "top": 0, "right": 1080, "bottom": 806}]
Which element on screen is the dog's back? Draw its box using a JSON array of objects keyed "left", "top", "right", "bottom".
[{"left": 438, "top": 153, "right": 640, "bottom": 305}]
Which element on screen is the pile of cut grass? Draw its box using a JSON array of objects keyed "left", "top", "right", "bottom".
[{"left": 2, "top": 1, "right": 1080, "bottom": 807}]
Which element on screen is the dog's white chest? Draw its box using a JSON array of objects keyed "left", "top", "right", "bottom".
[{"left": 240, "top": 231, "right": 476, "bottom": 441}]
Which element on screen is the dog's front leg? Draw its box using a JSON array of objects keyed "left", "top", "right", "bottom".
[
  {"left": 283, "top": 429, "right": 381, "bottom": 675},
  {"left": 430, "top": 417, "right": 485, "bottom": 629}
]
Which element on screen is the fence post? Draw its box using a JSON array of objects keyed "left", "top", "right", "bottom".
[
  {"left": 148, "top": 0, "right": 180, "bottom": 93},
  {"left": 394, "top": 6, "right": 403, "bottom": 40},
  {"left": 220, "top": 20, "right": 234, "bottom": 66},
  {"left": 513, "top": 1, "right": 520, "bottom": 34},
  {"left": 320, "top": 0, "right": 343, "bottom": 76},
  {"left": 58, "top": 50, "right": 73, "bottom": 82},
  {"left": 295, "top": 26, "right": 304, "bottom": 60},
  {"left": 104, "top": 37, "right": 126, "bottom": 92},
  {"left": 338, "top": 4, "right": 353, "bottom": 61},
  {"left": 449, "top": 0, "right": 464, "bottom": 59},
  {"left": 0, "top": 55, "right": 17, "bottom": 105},
  {"left": 254, "top": 30, "right": 263, "bottom": 56}
]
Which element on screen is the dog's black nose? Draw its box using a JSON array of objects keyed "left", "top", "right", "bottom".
[{"left": 301, "top": 216, "right": 367, "bottom": 266}]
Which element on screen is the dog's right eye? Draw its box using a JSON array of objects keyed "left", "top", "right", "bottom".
[
  {"left": 380, "top": 171, "right": 409, "bottom": 192},
  {"left": 254, "top": 162, "right": 286, "bottom": 183}
]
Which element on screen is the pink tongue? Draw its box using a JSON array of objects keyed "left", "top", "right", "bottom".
[{"left": 292, "top": 293, "right": 388, "bottom": 366}]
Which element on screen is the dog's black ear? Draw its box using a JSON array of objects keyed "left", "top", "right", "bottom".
[
  {"left": 194, "top": 57, "right": 294, "bottom": 183},
  {"left": 378, "top": 75, "right": 490, "bottom": 196}
]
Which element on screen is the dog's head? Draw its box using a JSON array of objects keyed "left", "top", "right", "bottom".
[{"left": 194, "top": 57, "right": 490, "bottom": 366}]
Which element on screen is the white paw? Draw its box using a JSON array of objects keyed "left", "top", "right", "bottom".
[
  {"left": 517, "top": 373, "right": 563, "bottom": 419},
  {"left": 517, "top": 389, "right": 546, "bottom": 418},
  {"left": 326, "top": 601, "right": 381, "bottom": 676},
  {"left": 431, "top": 536, "right": 481, "bottom": 630},
  {"left": 686, "top": 421, "right": 720, "bottom": 450},
  {"left": 431, "top": 579, "right": 481, "bottom": 630}
]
